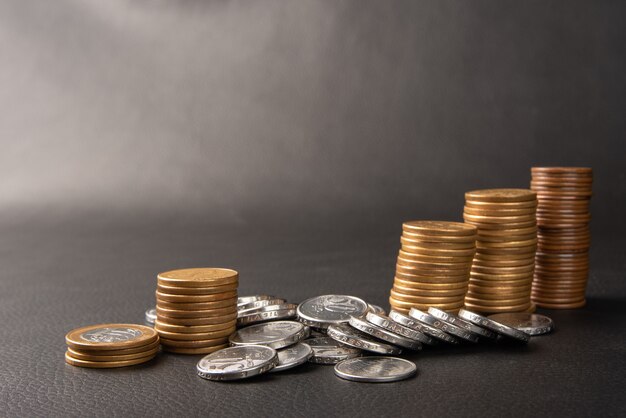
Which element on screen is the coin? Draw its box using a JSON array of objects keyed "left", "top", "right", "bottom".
[
  {"left": 398, "top": 250, "right": 474, "bottom": 263},
  {"left": 307, "top": 337, "right": 362, "bottom": 364},
  {"left": 401, "top": 245, "right": 476, "bottom": 257},
  {"left": 65, "top": 324, "right": 158, "bottom": 351},
  {"left": 334, "top": 357, "right": 417, "bottom": 383},
  {"left": 237, "top": 295, "right": 276, "bottom": 305},
  {"left": 390, "top": 289, "right": 465, "bottom": 304},
  {"left": 465, "top": 189, "right": 537, "bottom": 203},
  {"left": 465, "top": 200, "right": 538, "bottom": 209},
  {"left": 487, "top": 313, "right": 554, "bottom": 336},
  {"left": 64, "top": 351, "right": 156, "bottom": 368},
  {"left": 71, "top": 339, "right": 160, "bottom": 356},
  {"left": 158, "top": 268, "right": 238, "bottom": 288},
  {"left": 156, "top": 290, "right": 238, "bottom": 303},
  {"left": 237, "top": 305, "right": 298, "bottom": 326},
  {"left": 196, "top": 345, "right": 278, "bottom": 380},
  {"left": 427, "top": 307, "right": 497, "bottom": 339},
  {"left": 156, "top": 305, "right": 237, "bottom": 319},
  {"left": 402, "top": 231, "right": 477, "bottom": 243},
  {"left": 67, "top": 346, "right": 160, "bottom": 362},
  {"left": 368, "top": 304, "right": 386, "bottom": 315},
  {"left": 388, "top": 296, "right": 465, "bottom": 311},
  {"left": 348, "top": 316, "right": 422, "bottom": 350},
  {"left": 157, "top": 312, "right": 238, "bottom": 326},
  {"left": 237, "top": 299, "right": 287, "bottom": 311},
  {"left": 297, "top": 295, "right": 368, "bottom": 330},
  {"left": 229, "top": 321, "right": 308, "bottom": 349},
  {"left": 463, "top": 301, "right": 531, "bottom": 313},
  {"left": 365, "top": 312, "right": 434, "bottom": 345},
  {"left": 402, "top": 220, "right": 477, "bottom": 236},
  {"left": 153, "top": 320, "right": 237, "bottom": 334},
  {"left": 458, "top": 309, "right": 530, "bottom": 342},
  {"left": 157, "top": 297, "right": 238, "bottom": 311},
  {"left": 327, "top": 324, "right": 402, "bottom": 355},
  {"left": 270, "top": 343, "right": 313, "bottom": 372},
  {"left": 394, "top": 272, "right": 469, "bottom": 283},
  {"left": 408, "top": 308, "right": 479, "bottom": 342},
  {"left": 400, "top": 236, "right": 476, "bottom": 249},
  {"left": 388, "top": 309, "right": 457, "bottom": 344},
  {"left": 163, "top": 344, "right": 228, "bottom": 355},
  {"left": 157, "top": 283, "right": 238, "bottom": 295},
  {"left": 238, "top": 303, "right": 298, "bottom": 317},
  {"left": 531, "top": 299, "right": 586, "bottom": 309},
  {"left": 154, "top": 326, "right": 235, "bottom": 341},
  {"left": 145, "top": 308, "right": 156, "bottom": 325},
  {"left": 392, "top": 284, "right": 467, "bottom": 297},
  {"left": 159, "top": 336, "right": 229, "bottom": 348}
]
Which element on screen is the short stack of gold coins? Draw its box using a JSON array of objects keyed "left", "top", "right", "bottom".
[
  {"left": 155, "top": 268, "right": 238, "bottom": 354},
  {"left": 463, "top": 189, "right": 538, "bottom": 313},
  {"left": 530, "top": 167, "right": 593, "bottom": 309},
  {"left": 65, "top": 324, "right": 159, "bottom": 368},
  {"left": 389, "top": 221, "right": 477, "bottom": 314}
]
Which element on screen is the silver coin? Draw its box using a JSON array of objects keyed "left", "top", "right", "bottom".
[
  {"left": 238, "top": 303, "right": 297, "bottom": 318},
  {"left": 237, "top": 298, "right": 287, "bottom": 312},
  {"left": 368, "top": 304, "right": 386, "bottom": 315},
  {"left": 237, "top": 305, "right": 297, "bottom": 326},
  {"left": 327, "top": 324, "right": 402, "bottom": 355},
  {"left": 307, "top": 337, "right": 361, "bottom": 365},
  {"left": 365, "top": 311, "right": 434, "bottom": 345},
  {"left": 409, "top": 308, "right": 479, "bottom": 343},
  {"left": 458, "top": 309, "right": 530, "bottom": 343},
  {"left": 237, "top": 295, "right": 276, "bottom": 305},
  {"left": 349, "top": 316, "right": 421, "bottom": 351},
  {"left": 196, "top": 345, "right": 278, "bottom": 381},
  {"left": 297, "top": 295, "right": 368, "bottom": 329},
  {"left": 388, "top": 310, "right": 459, "bottom": 345},
  {"left": 145, "top": 307, "right": 156, "bottom": 325},
  {"left": 270, "top": 342, "right": 313, "bottom": 372},
  {"left": 229, "top": 321, "right": 309, "bottom": 350},
  {"left": 428, "top": 307, "right": 497, "bottom": 340},
  {"left": 487, "top": 313, "right": 553, "bottom": 336},
  {"left": 334, "top": 357, "right": 417, "bottom": 383}
]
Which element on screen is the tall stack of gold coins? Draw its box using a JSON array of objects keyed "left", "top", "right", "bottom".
[
  {"left": 530, "top": 167, "right": 593, "bottom": 309},
  {"left": 389, "top": 221, "right": 477, "bottom": 314},
  {"left": 463, "top": 189, "right": 538, "bottom": 313},
  {"left": 155, "top": 268, "right": 238, "bottom": 354}
]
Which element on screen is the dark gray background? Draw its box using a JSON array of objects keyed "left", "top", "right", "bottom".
[{"left": 1, "top": 0, "right": 624, "bottom": 417}]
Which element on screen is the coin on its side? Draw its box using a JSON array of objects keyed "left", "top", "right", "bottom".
[
  {"left": 458, "top": 309, "right": 530, "bottom": 343},
  {"left": 307, "top": 337, "right": 361, "bottom": 365},
  {"left": 487, "top": 313, "right": 554, "bottom": 336},
  {"left": 365, "top": 312, "right": 434, "bottom": 345},
  {"left": 327, "top": 324, "right": 402, "bottom": 355},
  {"left": 427, "top": 307, "right": 497, "bottom": 339},
  {"left": 297, "top": 295, "right": 368, "bottom": 329},
  {"left": 237, "top": 305, "right": 298, "bottom": 326},
  {"left": 334, "top": 357, "right": 417, "bottom": 383},
  {"left": 409, "top": 308, "right": 479, "bottom": 343},
  {"left": 145, "top": 308, "right": 156, "bottom": 325},
  {"left": 270, "top": 343, "right": 313, "bottom": 372},
  {"left": 196, "top": 345, "right": 278, "bottom": 380},
  {"left": 349, "top": 316, "right": 422, "bottom": 351},
  {"left": 237, "top": 299, "right": 287, "bottom": 311},
  {"left": 229, "top": 321, "right": 308, "bottom": 350},
  {"left": 388, "top": 310, "right": 459, "bottom": 345},
  {"left": 238, "top": 295, "right": 276, "bottom": 305}
]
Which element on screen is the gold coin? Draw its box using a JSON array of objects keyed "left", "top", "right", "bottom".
[
  {"left": 65, "top": 351, "right": 156, "bottom": 368},
  {"left": 155, "top": 326, "right": 235, "bottom": 341},
  {"left": 156, "top": 305, "right": 237, "bottom": 319},
  {"left": 65, "top": 324, "right": 158, "bottom": 351},
  {"left": 463, "top": 302, "right": 531, "bottom": 313},
  {"left": 477, "top": 226, "right": 538, "bottom": 236},
  {"left": 390, "top": 289, "right": 464, "bottom": 304},
  {"left": 469, "top": 277, "right": 534, "bottom": 287},
  {"left": 162, "top": 344, "right": 229, "bottom": 355},
  {"left": 471, "top": 264, "right": 535, "bottom": 274},
  {"left": 401, "top": 245, "right": 476, "bottom": 257},
  {"left": 157, "top": 282, "right": 238, "bottom": 295},
  {"left": 157, "top": 268, "right": 238, "bottom": 288},
  {"left": 400, "top": 236, "right": 475, "bottom": 249},
  {"left": 395, "top": 264, "right": 470, "bottom": 277},
  {"left": 463, "top": 206, "right": 536, "bottom": 217},
  {"left": 531, "top": 166, "right": 592, "bottom": 176},
  {"left": 464, "top": 213, "right": 536, "bottom": 224},
  {"left": 67, "top": 346, "right": 160, "bottom": 362},
  {"left": 468, "top": 284, "right": 532, "bottom": 295},
  {"left": 154, "top": 319, "right": 237, "bottom": 334},
  {"left": 476, "top": 238, "right": 537, "bottom": 249},
  {"left": 402, "top": 230, "right": 477, "bottom": 243},
  {"left": 156, "top": 297, "right": 238, "bottom": 311},
  {"left": 156, "top": 312, "right": 238, "bottom": 326},
  {"left": 464, "top": 295, "right": 530, "bottom": 306},
  {"left": 476, "top": 233, "right": 537, "bottom": 243},
  {"left": 470, "top": 271, "right": 534, "bottom": 281},
  {"left": 72, "top": 339, "right": 161, "bottom": 356},
  {"left": 531, "top": 294, "right": 586, "bottom": 304},
  {"left": 474, "top": 245, "right": 536, "bottom": 256},
  {"left": 397, "top": 257, "right": 472, "bottom": 271},
  {"left": 389, "top": 296, "right": 464, "bottom": 310},
  {"left": 398, "top": 250, "right": 474, "bottom": 263},
  {"left": 464, "top": 200, "right": 538, "bottom": 209},
  {"left": 472, "top": 257, "right": 535, "bottom": 267},
  {"left": 533, "top": 299, "right": 586, "bottom": 309},
  {"left": 395, "top": 272, "right": 469, "bottom": 283},
  {"left": 402, "top": 220, "right": 477, "bottom": 236},
  {"left": 159, "top": 336, "right": 229, "bottom": 348},
  {"left": 474, "top": 252, "right": 536, "bottom": 261},
  {"left": 155, "top": 290, "right": 238, "bottom": 303},
  {"left": 466, "top": 221, "right": 538, "bottom": 231},
  {"left": 465, "top": 189, "right": 537, "bottom": 203},
  {"left": 392, "top": 284, "right": 467, "bottom": 297},
  {"left": 393, "top": 277, "right": 469, "bottom": 290}
]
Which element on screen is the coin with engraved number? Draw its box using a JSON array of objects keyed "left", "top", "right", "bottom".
[
  {"left": 145, "top": 308, "right": 156, "bottom": 325},
  {"left": 297, "top": 295, "right": 368, "bottom": 329},
  {"left": 196, "top": 345, "right": 278, "bottom": 380},
  {"left": 237, "top": 304, "right": 298, "bottom": 326},
  {"left": 409, "top": 308, "right": 479, "bottom": 343},
  {"left": 427, "top": 307, "right": 497, "bottom": 339},
  {"left": 229, "top": 321, "right": 308, "bottom": 349},
  {"left": 238, "top": 303, "right": 297, "bottom": 318},
  {"left": 334, "top": 357, "right": 417, "bottom": 383},
  {"left": 349, "top": 316, "right": 422, "bottom": 350},
  {"left": 487, "top": 313, "right": 554, "bottom": 336},
  {"left": 307, "top": 337, "right": 361, "bottom": 364},
  {"left": 270, "top": 343, "right": 313, "bottom": 372},
  {"left": 327, "top": 324, "right": 402, "bottom": 355},
  {"left": 237, "top": 299, "right": 287, "bottom": 312},
  {"left": 458, "top": 309, "right": 530, "bottom": 343},
  {"left": 388, "top": 310, "right": 459, "bottom": 345},
  {"left": 365, "top": 312, "right": 434, "bottom": 345}
]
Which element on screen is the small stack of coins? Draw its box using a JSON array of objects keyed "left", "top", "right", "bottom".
[
  {"left": 389, "top": 221, "right": 477, "bottom": 314},
  {"left": 463, "top": 189, "right": 538, "bottom": 313},
  {"left": 155, "top": 268, "right": 238, "bottom": 354},
  {"left": 530, "top": 167, "right": 593, "bottom": 309},
  {"left": 65, "top": 324, "right": 159, "bottom": 368}
]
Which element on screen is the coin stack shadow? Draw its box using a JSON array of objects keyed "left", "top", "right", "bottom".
[
  {"left": 530, "top": 167, "right": 593, "bottom": 309},
  {"left": 389, "top": 221, "right": 477, "bottom": 314},
  {"left": 154, "top": 268, "right": 239, "bottom": 354},
  {"left": 463, "top": 189, "right": 538, "bottom": 314}
]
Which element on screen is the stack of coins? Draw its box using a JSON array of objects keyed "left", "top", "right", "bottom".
[
  {"left": 463, "top": 189, "right": 538, "bottom": 313},
  {"left": 65, "top": 324, "right": 159, "bottom": 368},
  {"left": 389, "top": 221, "right": 477, "bottom": 314},
  {"left": 155, "top": 268, "right": 238, "bottom": 354},
  {"left": 530, "top": 167, "right": 593, "bottom": 309}
]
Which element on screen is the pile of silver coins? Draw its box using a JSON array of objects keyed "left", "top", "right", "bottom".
[{"left": 146, "top": 294, "right": 553, "bottom": 383}]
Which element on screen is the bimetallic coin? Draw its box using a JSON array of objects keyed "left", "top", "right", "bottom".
[
  {"left": 67, "top": 346, "right": 160, "bottom": 362},
  {"left": 145, "top": 308, "right": 156, "bottom": 325},
  {"left": 349, "top": 316, "right": 422, "bottom": 351},
  {"left": 270, "top": 343, "right": 313, "bottom": 372},
  {"left": 307, "top": 337, "right": 362, "bottom": 364},
  {"left": 66, "top": 324, "right": 158, "bottom": 351},
  {"left": 237, "top": 299, "right": 287, "bottom": 311},
  {"left": 229, "top": 321, "right": 308, "bottom": 350},
  {"left": 196, "top": 345, "right": 278, "bottom": 380},
  {"left": 487, "top": 313, "right": 554, "bottom": 336},
  {"left": 365, "top": 312, "right": 434, "bottom": 345},
  {"left": 65, "top": 351, "right": 156, "bottom": 368},
  {"left": 297, "top": 295, "right": 368, "bottom": 329},
  {"left": 368, "top": 304, "right": 386, "bottom": 315},
  {"left": 334, "top": 357, "right": 417, "bottom": 383},
  {"left": 237, "top": 305, "right": 297, "bottom": 326},
  {"left": 409, "top": 308, "right": 479, "bottom": 343},
  {"left": 458, "top": 309, "right": 530, "bottom": 343},
  {"left": 327, "top": 324, "right": 402, "bottom": 355},
  {"left": 427, "top": 307, "right": 497, "bottom": 339},
  {"left": 238, "top": 295, "right": 276, "bottom": 305}
]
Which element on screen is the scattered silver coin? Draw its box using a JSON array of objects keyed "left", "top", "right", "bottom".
[
  {"left": 327, "top": 324, "right": 402, "bottom": 355},
  {"left": 365, "top": 311, "right": 434, "bottom": 345},
  {"left": 428, "top": 307, "right": 497, "bottom": 340},
  {"left": 237, "top": 305, "right": 298, "bottom": 326},
  {"left": 297, "top": 295, "right": 368, "bottom": 330},
  {"left": 307, "top": 337, "right": 361, "bottom": 364},
  {"left": 458, "top": 309, "right": 530, "bottom": 343},
  {"left": 334, "top": 357, "right": 417, "bottom": 383},
  {"left": 270, "top": 342, "right": 313, "bottom": 372},
  {"left": 349, "top": 316, "right": 422, "bottom": 351},
  {"left": 409, "top": 308, "right": 479, "bottom": 343},
  {"left": 388, "top": 310, "right": 458, "bottom": 345},
  {"left": 229, "top": 321, "right": 309, "bottom": 350},
  {"left": 487, "top": 313, "right": 554, "bottom": 336},
  {"left": 237, "top": 298, "right": 287, "bottom": 312},
  {"left": 238, "top": 303, "right": 297, "bottom": 318},
  {"left": 145, "top": 307, "right": 156, "bottom": 325},
  {"left": 237, "top": 295, "right": 276, "bottom": 305},
  {"left": 196, "top": 345, "right": 278, "bottom": 381},
  {"left": 368, "top": 304, "right": 386, "bottom": 315}
]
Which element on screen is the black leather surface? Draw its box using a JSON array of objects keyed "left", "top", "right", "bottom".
[{"left": 1, "top": 215, "right": 624, "bottom": 417}]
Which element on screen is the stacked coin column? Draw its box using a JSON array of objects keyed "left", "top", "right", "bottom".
[
  {"left": 463, "top": 189, "right": 538, "bottom": 313},
  {"left": 389, "top": 221, "right": 477, "bottom": 314},
  {"left": 530, "top": 167, "right": 593, "bottom": 309},
  {"left": 154, "top": 268, "right": 238, "bottom": 354}
]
